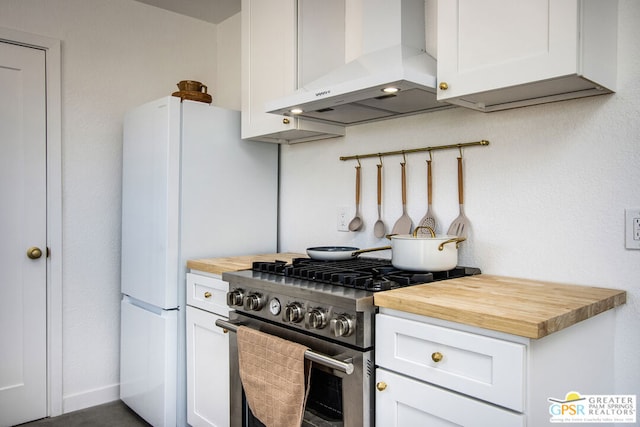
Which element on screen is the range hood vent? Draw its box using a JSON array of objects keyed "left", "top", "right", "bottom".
[{"left": 266, "top": 0, "right": 452, "bottom": 126}]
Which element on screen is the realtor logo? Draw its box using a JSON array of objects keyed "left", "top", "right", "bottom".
[{"left": 549, "top": 391, "right": 636, "bottom": 423}]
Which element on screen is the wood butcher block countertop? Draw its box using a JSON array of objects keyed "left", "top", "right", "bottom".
[
  {"left": 374, "top": 274, "right": 626, "bottom": 339},
  {"left": 187, "top": 253, "right": 305, "bottom": 275},
  {"left": 187, "top": 254, "right": 626, "bottom": 339}
]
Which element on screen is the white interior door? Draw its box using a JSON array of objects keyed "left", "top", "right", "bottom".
[{"left": 0, "top": 41, "right": 48, "bottom": 426}]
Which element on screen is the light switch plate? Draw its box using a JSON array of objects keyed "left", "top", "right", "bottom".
[{"left": 625, "top": 208, "right": 640, "bottom": 249}]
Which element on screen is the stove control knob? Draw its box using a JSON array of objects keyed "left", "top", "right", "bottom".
[
  {"left": 283, "top": 302, "right": 304, "bottom": 323},
  {"left": 305, "top": 309, "right": 327, "bottom": 329},
  {"left": 244, "top": 293, "right": 264, "bottom": 311},
  {"left": 226, "top": 289, "right": 244, "bottom": 307},
  {"left": 331, "top": 314, "right": 354, "bottom": 337}
]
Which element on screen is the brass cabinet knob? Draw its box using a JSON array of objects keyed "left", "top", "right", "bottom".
[
  {"left": 376, "top": 381, "right": 387, "bottom": 391},
  {"left": 431, "top": 352, "right": 443, "bottom": 363},
  {"left": 204, "top": 291, "right": 212, "bottom": 299},
  {"left": 282, "top": 118, "right": 290, "bottom": 124},
  {"left": 439, "top": 82, "right": 449, "bottom": 91},
  {"left": 27, "top": 246, "right": 43, "bottom": 259}
]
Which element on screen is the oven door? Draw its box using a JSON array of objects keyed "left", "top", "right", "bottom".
[{"left": 219, "top": 312, "right": 373, "bottom": 427}]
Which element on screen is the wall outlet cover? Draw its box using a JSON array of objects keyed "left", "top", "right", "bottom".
[
  {"left": 625, "top": 208, "right": 640, "bottom": 250},
  {"left": 337, "top": 206, "right": 350, "bottom": 232}
]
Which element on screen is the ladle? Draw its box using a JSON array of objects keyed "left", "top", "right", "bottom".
[
  {"left": 374, "top": 162, "right": 386, "bottom": 238},
  {"left": 348, "top": 165, "right": 363, "bottom": 231}
]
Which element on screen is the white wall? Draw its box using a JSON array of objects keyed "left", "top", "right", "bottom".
[
  {"left": 0, "top": 0, "right": 637, "bottom": 417},
  {"left": 278, "top": 0, "right": 640, "bottom": 396},
  {"left": 0, "top": 0, "right": 220, "bottom": 413},
  {"left": 215, "top": 13, "right": 241, "bottom": 110}
]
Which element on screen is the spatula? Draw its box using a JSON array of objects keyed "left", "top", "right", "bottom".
[
  {"left": 391, "top": 162, "right": 412, "bottom": 235},
  {"left": 373, "top": 163, "right": 386, "bottom": 238},
  {"left": 447, "top": 156, "right": 470, "bottom": 237},
  {"left": 417, "top": 158, "right": 437, "bottom": 235}
]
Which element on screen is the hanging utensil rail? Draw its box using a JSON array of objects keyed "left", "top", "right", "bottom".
[{"left": 339, "top": 139, "right": 489, "bottom": 162}]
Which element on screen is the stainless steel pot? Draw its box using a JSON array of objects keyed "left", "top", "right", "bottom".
[{"left": 390, "top": 226, "right": 466, "bottom": 272}]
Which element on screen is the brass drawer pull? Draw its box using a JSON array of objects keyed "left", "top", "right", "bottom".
[
  {"left": 376, "top": 381, "right": 387, "bottom": 391},
  {"left": 204, "top": 291, "right": 212, "bottom": 299},
  {"left": 431, "top": 352, "right": 443, "bottom": 363}
]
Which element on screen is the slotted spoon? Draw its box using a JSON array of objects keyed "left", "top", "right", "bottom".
[
  {"left": 447, "top": 156, "right": 470, "bottom": 237},
  {"left": 417, "top": 158, "right": 437, "bottom": 235},
  {"left": 391, "top": 162, "right": 412, "bottom": 235}
]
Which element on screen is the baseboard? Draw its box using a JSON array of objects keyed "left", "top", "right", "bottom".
[{"left": 62, "top": 383, "right": 120, "bottom": 413}]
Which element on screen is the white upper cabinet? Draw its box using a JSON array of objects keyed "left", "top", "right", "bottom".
[
  {"left": 436, "top": 0, "right": 618, "bottom": 112},
  {"left": 241, "top": 0, "right": 345, "bottom": 143}
]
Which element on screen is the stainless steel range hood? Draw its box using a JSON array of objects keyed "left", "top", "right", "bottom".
[{"left": 266, "top": 0, "right": 452, "bottom": 126}]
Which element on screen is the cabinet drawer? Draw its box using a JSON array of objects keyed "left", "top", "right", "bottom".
[
  {"left": 376, "top": 314, "right": 525, "bottom": 412},
  {"left": 187, "top": 273, "right": 229, "bottom": 316},
  {"left": 376, "top": 368, "right": 524, "bottom": 427}
]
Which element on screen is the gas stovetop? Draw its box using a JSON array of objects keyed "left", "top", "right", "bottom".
[
  {"left": 252, "top": 257, "right": 481, "bottom": 292},
  {"left": 222, "top": 258, "right": 481, "bottom": 349}
]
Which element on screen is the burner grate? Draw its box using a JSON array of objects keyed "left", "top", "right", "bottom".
[{"left": 252, "top": 258, "right": 480, "bottom": 292}]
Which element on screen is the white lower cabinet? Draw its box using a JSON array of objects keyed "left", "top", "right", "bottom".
[
  {"left": 376, "top": 313, "right": 525, "bottom": 412},
  {"left": 375, "top": 308, "right": 616, "bottom": 426},
  {"left": 376, "top": 368, "right": 524, "bottom": 427},
  {"left": 186, "top": 272, "right": 229, "bottom": 427}
]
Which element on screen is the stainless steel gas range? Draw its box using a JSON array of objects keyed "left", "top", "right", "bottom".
[{"left": 218, "top": 257, "right": 481, "bottom": 427}]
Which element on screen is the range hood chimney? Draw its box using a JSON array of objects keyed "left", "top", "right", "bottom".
[{"left": 266, "top": 0, "right": 451, "bottom": 126}]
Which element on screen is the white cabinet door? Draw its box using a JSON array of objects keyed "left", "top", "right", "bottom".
[
  {"left": 376, "top": 368, "right": 524, "bottom": 427},
  {"left": 240, "top": 0, "right": 345, "bottom": 143},
  {"left": 186, "top": 306, "right": 229, "bottom": 427},
  {"left": 436, "top": 0, "right": 617, "bottom": 111},
  {"left": 376, "top": 313, "right": 525, "bottom": 412}
]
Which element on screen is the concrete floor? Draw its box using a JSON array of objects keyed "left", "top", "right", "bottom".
[{"left": 17, "top": 401, "right": 150, "bottom": 427}]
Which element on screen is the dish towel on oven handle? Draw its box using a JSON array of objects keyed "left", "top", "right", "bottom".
[{"left": 237, "top": 326, "right": 312, "bottom": 427}]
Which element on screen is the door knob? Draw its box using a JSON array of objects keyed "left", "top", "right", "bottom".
[{"left": 27, "top": 246, "right": 43, "bottom": 259}]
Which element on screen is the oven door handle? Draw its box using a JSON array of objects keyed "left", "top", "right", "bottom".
[{"left": 215, "top": 319, "right": 354, "bottom": 375}]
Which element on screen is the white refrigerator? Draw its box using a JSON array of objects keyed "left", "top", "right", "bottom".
[{"left": 120, "top": 96, "right": 278, "bottom": 427}]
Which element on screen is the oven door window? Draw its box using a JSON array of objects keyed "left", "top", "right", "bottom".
[{"left": 244, "top": 367, "right": 344, "bottom": 427}]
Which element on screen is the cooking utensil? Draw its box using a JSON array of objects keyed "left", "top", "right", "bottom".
[
  {"left": 447, "top": 157, "right": 470, "bottom": 237},
  {"left": 390, "top": 226, "right": 466, "bottom": 271},
  {"left": 391, "top": 162, "right": 412, "bottom": 234},
  {"left": 306, "top": 246, "right": 391, "bottom": 261},
  {"left": 417, "top": 158, "right": 437, "bottom": 234},
  {"left": 373, "top": 163, "right": 386, "bottom": 238},
  {"left": 348, "top": 165, "right": 363, "bottom": 231}
]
